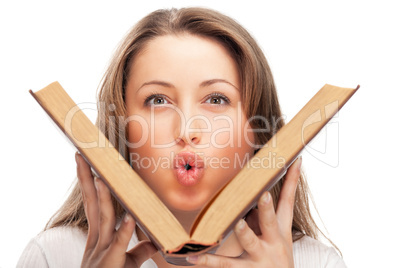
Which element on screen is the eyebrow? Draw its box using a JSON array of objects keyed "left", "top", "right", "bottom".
[
  {"left": 200, "top": 79, "right": 239, "bottom": 91},
  {"left": 136, "top": 80, "right": 173, "bottom": 92},
  {"left": 136, "top": 78, "right": 239, "bottom": 92}
]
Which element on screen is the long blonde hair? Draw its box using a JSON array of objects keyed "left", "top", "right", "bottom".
[{"left": 46, "top": 7, "right": 329, "bottom": 245}]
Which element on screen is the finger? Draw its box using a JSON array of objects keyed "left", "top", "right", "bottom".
[
  {"left": 245, "top": 208, "right": 261, "bottom": 236},
  {"left": 95, "top": 177, "right": 117, "bottom": 251},
  {"left": 234, "top": 218, "right": 262, "bottom": 257},
  {"left": 76, "top": 152, "right": 99, "bottom": 251},
  {"left": 258, "top": 192, "right": 281, "bottom": 243},
  {"left": 276, "top": 156, "right": 302, "bottom": 233},
  {"left": 126, "top": 221, "right": 158, "bottom": 267},
  {"left": 127, "top": 241, "right": 157, "bottom": 267},
  {"left": 187, "top": 253, "right": 243, "bottom": 267},
  {"left": 106, "top": 214, "right": 137, "bottom": 260}
]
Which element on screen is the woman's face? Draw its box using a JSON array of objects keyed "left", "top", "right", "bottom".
[{"left": 125, "top": 34, "right": 255, "bottom": 212}]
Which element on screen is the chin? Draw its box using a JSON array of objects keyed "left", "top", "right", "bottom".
[
  {"left": 165, "top": 194, "right": 207, "bottom": 213},
  {"left": 167, "top": 200, "right": 204, "bottom": 212}
]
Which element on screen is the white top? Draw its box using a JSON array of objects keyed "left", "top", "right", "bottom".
[{"left": 17, "top": 226, "right": 346, "bottom": 267}]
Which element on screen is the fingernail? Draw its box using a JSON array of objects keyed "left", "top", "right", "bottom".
[
  {"left": 236, "top": 218, "right": 245, "bottom": 231},
  {"left": 186, "top": 255, "right": 199, "bottom": 263},
  {"left": 94, "top": 177, "right": 99, "bottom": 191},
  {"left": 262, "top": 191, "right": 270, "bottom": 205},
  {"left": 124, "top": 213, "right": 132, "bottom": 223},
  {"left": 297, "top": 156, "right": 302, "bottom": 170}
]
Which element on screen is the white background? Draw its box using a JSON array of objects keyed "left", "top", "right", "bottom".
[{"left": 1, "top": 0, "right": 401, "bottom": 267}]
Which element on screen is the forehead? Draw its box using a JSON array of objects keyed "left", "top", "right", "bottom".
[{"left": 128, "top": 34, "right": 240, "bottom": 88}]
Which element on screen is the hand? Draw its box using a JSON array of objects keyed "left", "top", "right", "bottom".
[
  {"left": 187, "top": 157, "right": 302, "bottom": 267},
  {"left": 76, "top": 152, "right": 157, "bottom": 268}
]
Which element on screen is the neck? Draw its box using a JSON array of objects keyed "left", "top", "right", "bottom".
[
  {"left": 168, "top": 207, "right": 200, "bottom": 233},
  {"left": 136, "top": 208, "right": 200, "bottom": 268},
  {"left": 136, "top": 207, "right": 243, "bottom": 268}
]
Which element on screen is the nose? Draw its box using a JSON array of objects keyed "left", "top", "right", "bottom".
[
  {"left": 174, "top": 113, "right": 207, "bottom": 147},
  {"left": 178, "top": 132, "right": 200, "bottom": 146}
]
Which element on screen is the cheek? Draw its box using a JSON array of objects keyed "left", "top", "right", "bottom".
[
  {"left": 127, "top": 112, "right": 178, "bottom": 148},
  {"left": 126, "top": 119, "right": 148, "bottom": 145},
  {"left": 209, "top": 113, "right": 255, "bottom": 150},
  {"left": 208, "top": 114, "right": 255, "bottom": 169},
  {"left": 244, "top": 123, "right": 256, "bottom": 150},
  {"left": 209, "top": 119, "right": 232, "bottom": 147},
  {"left": 151, "top": 116, "right": 177, "bottom": 145}
]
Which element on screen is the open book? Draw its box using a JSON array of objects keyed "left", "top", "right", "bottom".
[{"left": 30, "top": 82, "right": 358, "bottom": 265}]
